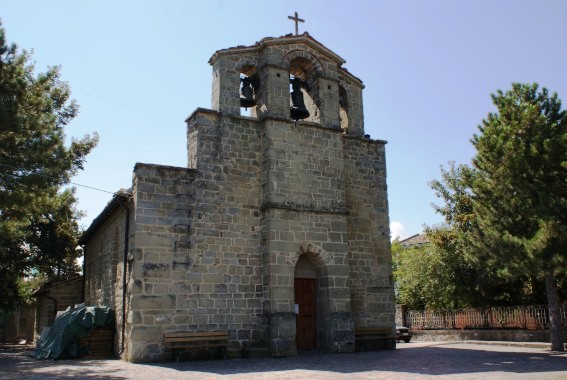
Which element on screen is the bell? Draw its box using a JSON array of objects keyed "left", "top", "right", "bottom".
[
  {"left": 290, "top": 77, "right": 310, "bottom": 120},
  {"left": 240, "top": 76, "right": 257, "bottom": 109}
]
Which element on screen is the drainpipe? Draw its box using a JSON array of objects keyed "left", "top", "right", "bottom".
[
  {"left": 79, "top": 246, "right": 86, "bottom": 303},
  {"left": 118, "top": 199, "right": 130, "bottom": 355}
]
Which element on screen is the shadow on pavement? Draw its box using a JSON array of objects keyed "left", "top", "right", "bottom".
[
  {"left": 1, "top": 343, "right": 567, "bottom": 379},
  {"left": 156, "top": 343, "right": 567, "bottom": 377},
  {"left": 0, "top": 345, "right": 126, "bottom": 379}
]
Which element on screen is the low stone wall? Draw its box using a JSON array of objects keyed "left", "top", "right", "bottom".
[{"left": 412, "top": 329, "right": 567, "bottom": 343}]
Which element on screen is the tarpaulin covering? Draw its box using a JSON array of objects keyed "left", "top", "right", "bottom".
[{"left": 32, "top": 304, "right": 114, "bottom": 359}]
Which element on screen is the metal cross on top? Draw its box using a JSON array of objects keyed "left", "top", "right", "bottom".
[{"left": 288, "top": 11, "right": 305, "bottom": 36}]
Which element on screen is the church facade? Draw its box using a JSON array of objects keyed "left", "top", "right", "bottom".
[{"left": 80, "top": 32, "right": 394, "bottom": 362}]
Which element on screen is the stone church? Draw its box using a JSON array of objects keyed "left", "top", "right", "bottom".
[{"left": 80, "top": 30, "right": 395, "bottom": 362}]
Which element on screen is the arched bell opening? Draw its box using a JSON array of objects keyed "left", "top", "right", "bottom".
[
  {"left": 239, "top": 65, "right": 258, "bottom": 117},
  {"left": 339, "top": 85, "right": 349, "bottom": 133},
  {"left": 289, "top": 57, "right": 320, "bottom": 123}
]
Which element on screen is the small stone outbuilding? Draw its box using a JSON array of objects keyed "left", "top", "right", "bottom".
[
  {"left": 33, "top": 276, "right": 84, "bottom": 340},
  {"left": 80, "top": 32, "right": 395, "bottom": 362}
]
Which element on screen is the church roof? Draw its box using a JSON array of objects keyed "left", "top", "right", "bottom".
[
  {"left": 208, "top": 32, "right": 363, "bottom": 87},
  {"left": 78, "top": 189, "right": 132, "bottom": 245},
  {"left": 399, "top": 233, "right": 430, "bottom": 247}
]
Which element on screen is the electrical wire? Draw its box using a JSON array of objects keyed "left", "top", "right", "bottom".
[{"left": 0, "top": 162, "right": 117, "bottom": 195}]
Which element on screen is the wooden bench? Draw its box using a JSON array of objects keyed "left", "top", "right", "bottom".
[
  {"left": 354, "top": 327, "right": 396, "bottom": 351},
  {"left": 164, "top": 331, "right": 229, "bottom": 362}
]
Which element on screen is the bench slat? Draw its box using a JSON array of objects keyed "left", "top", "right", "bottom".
[
  {"left": 164, "top": 331, "right": 229, "bottom": 362},
  {"left": 354, "top": 327, "right": 396, "bottom": 352},
  {"left": 168, "top": 343, "right": 228, "bottom": 348}
]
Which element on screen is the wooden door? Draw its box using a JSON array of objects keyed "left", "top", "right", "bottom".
[{"left": 295, "top": 278, "right": 316, "bottom": 350}]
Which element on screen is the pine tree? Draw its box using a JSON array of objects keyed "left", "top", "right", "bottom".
[
  {"left": 471, "top": 83, "right": 567, "bottom": 351},
  {"left": 0, "top": 22, "right": 98, "bottom": 311}
]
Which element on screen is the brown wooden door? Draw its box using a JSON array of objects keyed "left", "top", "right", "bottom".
[{"left": 295, "top": 278, "right": 316, "bottom": 350}]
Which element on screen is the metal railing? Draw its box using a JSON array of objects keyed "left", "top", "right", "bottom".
[{"left": 405, "top": 304, "right": 567, "bottom": 330}]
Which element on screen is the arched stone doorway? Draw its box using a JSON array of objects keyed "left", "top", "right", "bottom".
[
  {"left": 294, "top": 255, "right": 317, "bottom": 350},
  {"left": 293, "top": 243, "right": 333, "bottom": 351}
]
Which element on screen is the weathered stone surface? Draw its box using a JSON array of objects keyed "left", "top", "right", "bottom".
[
  {"left": 131, "top": 295, "right": 175, "bottom": 310},
  {"left": 82, "top": 33, "right": 394, "bottom": 363}
]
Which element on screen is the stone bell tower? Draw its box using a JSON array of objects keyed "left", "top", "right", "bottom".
[
  {"left": 80, "top": 25, "right": 395, "bottom": 361},
  {"left": 184, "top": 31, "right": 395, "bottom": 356}
]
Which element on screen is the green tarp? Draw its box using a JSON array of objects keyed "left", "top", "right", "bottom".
[{"left": 32, "top": 304, "right": 114, "bottom": 360}]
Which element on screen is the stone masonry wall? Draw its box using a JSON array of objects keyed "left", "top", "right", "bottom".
[
  {"left": 343, "top": 136, "right": 395, "bottom": 329},
  {"left": 84, "top": 210, "right": 126, "bottom": 308},
  {"left": 83, "top": 33, "right": 394, "bottom": 362},
  {"left": 3, "top": 303, "right": 35, "bottom": 343},
  {"left": 127, "top": 163, "right": 196, "bottom": 361},
  {"left": 82, "top": 208, "right": 128, "bottom": 357},
  {"left": 260, "top": 118, "right": 355, "bottom": 355},
  {"left": 126, "top": 109, "right": 264, "bottom": 361},
  {"left": 261, "top": 119, "right": 346, "bottom": 212},
  {"left": 35, "top": 278, "right": 83, "bottom": 338}
]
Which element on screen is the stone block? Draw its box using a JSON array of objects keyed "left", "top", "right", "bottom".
[
  {"left": 129, "top": 325, "right": 163, "bottom": 344},
  {"left": 142, "top": 262, "right": 170, "bottom": 278},
  {"left": 131, "top": 294, "right": 175, "bottom": 310}
]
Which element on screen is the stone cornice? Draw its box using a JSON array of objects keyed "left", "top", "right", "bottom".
[
  {"left": 209, "top": 33, "right": 346, "bottom": 66},
  {"left": 261, "top": 202, "right": 348, "bottom": 215}
]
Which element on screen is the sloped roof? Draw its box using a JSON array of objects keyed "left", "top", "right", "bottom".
[
  {"left": 399, "top": 233, "right": 430, "bottom": 247},
  {"left": 78, "top": 189, "right": 132, "bottom": 245},
  {"left": 32, "top": 276, "right": 83, "bottom": 296}
]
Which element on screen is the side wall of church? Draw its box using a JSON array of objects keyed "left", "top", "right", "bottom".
[
  {"left": 344, "top": 136, "right": 395, "bottom": 329},
  {"left": 125, "top": 111, "right": 264, "bottom": 362},
  {"left": 84, "top": 210, "right": 126, "bottom": 307},
  {"left": 126, "top": 163, "right": 196, "bottom": 361},
  {"left": 83, "top": 208, "right": 128, "bottom": 357}
]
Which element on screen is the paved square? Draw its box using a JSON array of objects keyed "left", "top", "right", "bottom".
[{"left": 2, "top": 342, "right": 567, "bottom": 379}]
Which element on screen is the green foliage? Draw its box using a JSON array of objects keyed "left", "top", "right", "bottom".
[
  {"left": 17, "top": 274, "right": 48, "bottom": 305},
  {"left": 393, "top": 228, "right": 529, "bottom": 310},
  {"left": 395, "top": 142, "right": 551, "bottom": 310},
  {"left": 393, "top": 240, "right": 451, "bottom": 310},
  {"left": 470, "top": 83, "right": 567, "bottom": 278},
  {"left": 26, "top": 190, "right": 84, "bottom": 278},
  {"left": 393, "top": 233, "right": 460, "bottom": 310},
  {"left": 430, "top": 162, "right": 475, "bottom": 233},
  {"left": 0, "top": 22, "right": 97, "bottom": 312},
  {"left": 469, "top": 83, "right": 567, "bottom": 350}
]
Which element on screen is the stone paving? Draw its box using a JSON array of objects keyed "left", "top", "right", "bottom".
[{"left": 2, "top": 342, "right": 567, "bottom": 380}]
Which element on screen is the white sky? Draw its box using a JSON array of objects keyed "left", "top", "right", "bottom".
[{"left": 3, "top": 0, "right": 566, "bottom": 238}]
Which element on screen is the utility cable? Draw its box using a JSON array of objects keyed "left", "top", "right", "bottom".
[{"left": 0, "top": 162, "right": 117, "bottom": 195}]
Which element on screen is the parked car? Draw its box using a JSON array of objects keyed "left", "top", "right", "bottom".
[{"left": 396, "top": 326, "right": 412, "bottom": 343}]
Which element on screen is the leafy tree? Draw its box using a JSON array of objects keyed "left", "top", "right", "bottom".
[
  {"left": 470, "top": 83, "right": 567, "bottom": 351},
  {"left": 26, "top": 189, "right": 84, "bottom": 278},
  {"left": 429, "top": 162, "right": 475, "bottom": 233},
  {"left": 0, "top": 22, "right": 97, "bottom": 312},
  {"left": 428, "top": 162, "right": 533, "bottom": 308},
  {"left": 392, "top": 240, "right": 430, "bottom": 310},
  {"left": 393, "top": 234, "right": 476, "bottom": 310}
]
